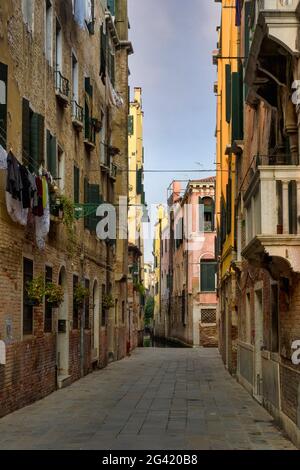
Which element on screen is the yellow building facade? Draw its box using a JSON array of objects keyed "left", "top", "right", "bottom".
[{"left": 215, "top": 0, "right": 242, "bottom": 373}]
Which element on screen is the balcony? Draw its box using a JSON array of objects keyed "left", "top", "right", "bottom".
[
  {"left": 245, "top": 0, "right": 300, "bottom": 104},
  {"left": 242, "top": 163, "right": 300, "bottom": 275},
  {"left": 71, "top": 100, "right": 84, "bottom": 130},
  {"left": 55, "top": 71, "right": 70, "bottom": 105}
]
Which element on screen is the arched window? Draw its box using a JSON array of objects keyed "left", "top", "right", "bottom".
[
  {"left": 200, "top": 259, "right": 217, "bottom": 292},
  {"left": 199, "top": 197, "right": 215, "bottom": 232}
]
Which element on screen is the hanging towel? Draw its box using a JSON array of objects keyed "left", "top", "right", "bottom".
[
  {"left": 19, "top": 165, "right": 32, "bottom": 209},
  {"left": 5, "top": 191, "right": 28, "bottom": 226},
  {"left": 0, "top": 144, "right": 7, "bottom": 170},
  {"left": 6, "top": 151, "right": 22, "bottom": 200}
]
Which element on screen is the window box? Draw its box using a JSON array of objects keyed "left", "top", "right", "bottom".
[{"left": 55, "top": 70, "right": 69, "bottom": 105}]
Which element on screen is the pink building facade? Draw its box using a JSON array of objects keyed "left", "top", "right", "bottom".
[{"left": 157, "top": 178, "right": 218, "bottom": 347}]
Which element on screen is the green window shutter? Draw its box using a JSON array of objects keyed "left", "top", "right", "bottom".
[
  {"left": 201, "top": 262, "right": 217, "bottom": 292},
  {"left": 107, "top": 0, "right": 115, "bottom": 15},
  {"left": 74, "top": 165, "right": 80, "bottom": 203},
  {"left": 225, "top": 64, "right": 231, "bottom": 124},
  {"left": 84, "top": 177, "right": 89, "bottom": 229},
  {"left": 128, "top": 115, "right": 134, "bottom": 135},
  {"left": 89, "top": 184, "right": 100, "bottom": 232},
  {"left": 38, "top": 114, "right": 45, "bottom": 164},
  {"left": 85, "top": 77, "right": 93, "bottom": 97},
  {"left": 136, "top": 168, "right": 143, "bottom": 194},
  {"left": 0, "top": 62, "right": 8, "bottom": 149},
  {"left": 30, "top": 113, "right": 40, "bottom": 173},
  {"left": 226, "top": 179, "right": 232, "bottom": 235},
  {"left": 47, "top": 130, "right": 57, "bottom": 177},
  {"left": 22, "top": 98, "right": 30, "bottom": 163},
  {"left": 231, "top": 68, "right": 244, "bottom": 142},
  {"left": 244, "top": 1, "right": 251, "bottom": 60},
  {"left": 85, "top": 99, "right": 90, "bottom": 140}
]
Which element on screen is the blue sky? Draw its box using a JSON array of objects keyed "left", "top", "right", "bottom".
[{"left": 127, "top": 0, "right": 220, "bottom": 261}]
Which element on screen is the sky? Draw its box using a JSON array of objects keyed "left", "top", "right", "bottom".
[{"left": 127, "top": 0, "right": 221, "bottom": 261}]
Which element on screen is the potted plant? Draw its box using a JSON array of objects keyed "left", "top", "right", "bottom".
[
  {"left": 74, "top": 284, "right": 89, "bottom": 307},
  {"left": 45, "top": 282, "right": 64, "bottom": 308},
  {"left": 26, "top": 275, "right": 45, "bottom": 306},
  {"left": 102, "top": 293, "right": 114, "bottom": 309}
]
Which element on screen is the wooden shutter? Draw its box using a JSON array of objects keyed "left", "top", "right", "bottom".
[
  {"left": 289, "top": 180, "right": 297, "bottom": 235},
  {"left": 30, "top": 113, "right": 40, "bottom": 173},
  {"left": 85, "top": 77, "right": 93, "bottom": 98},
  {"left": 231, "top": 68, "right": 244, "bottom": 142},
  {"left": 226, "top": 179, "right": 232, "bottom": 235},
  {"left": 201, "top": 261, "right": 217, "bottom": 292},
  {"left": 47, "top": 130, "right": 57, "bottom": 177},
  {"left": 22, "top": 98, "right": 30, "bottom": 164},
  {"left": 74, "top": 165, "right": 80, "bottom": 203},
  {"left": 84, "top": 177, "right": 89, "bottom": 229},
  {"left": 0, "top": 62, "right": 8, "bottom": 149},
  {"left": 244, "top": 1, "right": 251, "bottom": 60},
  {"left": 38, "top": 114, "right": 45, "bottom": 164},
  {"left": 136, "top": 168, "right": 143, "bottom": 194},
  {"left": 89, "top": 183, "right": 100, "bottom": 232},
  {"left": 225, "top": 64, "right": 231, "bottom": 124},
  {"left": 211, "top": 198, "right": 215, "bottom": 231},
  {"left": 84, "top": 99, "right": 90, "bottom": 140},
  {"left": 128, "top": 115, "right": 134, "bottom": 135}
]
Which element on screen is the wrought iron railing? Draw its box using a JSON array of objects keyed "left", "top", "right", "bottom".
[
  {"left": 55, "top": 70, "right": 70, "bottom": 98},
  {"left": 71, "top": 100, "right": 84, "bottom": 123}
]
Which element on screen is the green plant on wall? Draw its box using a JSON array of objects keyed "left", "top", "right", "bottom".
[
  {"left": 45, "top": 282, "right": 64, "bottom": 306},
  {"left": 134, "top": 281, "right": 146, "bottom": 297},
  {"left": 102, "top": 293, "right": 114, "bottom": 309},
  {"left": 74, "top": 283, "right": 89, "bottom": 307},
  {"left": 26, "top": 275, "right": 45, "bottom": 306},
  {"left": 60, "top": 195, "right": 76, "bottom": 256}
]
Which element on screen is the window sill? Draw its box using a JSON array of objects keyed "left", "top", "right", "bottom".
[
  {"left": 55, "top": 90, "right": 69, "bottom": 106},
  {"left": 84, "top": 139, "right": 96, "bottom": 150},
  {"left": 72, "top": 118, "right": 84, "bottom": 130}
]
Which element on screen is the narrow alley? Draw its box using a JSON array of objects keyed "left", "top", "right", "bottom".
[{"left": 0, "top": 348, "right": 295, "bottom": 450}]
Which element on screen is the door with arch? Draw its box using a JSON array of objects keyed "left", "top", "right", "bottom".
[
  {"left": 92, "top": 280, "right": 100, "bottom": 361},
  {"left": 57, "top": 267, "right": 69, "bottom": 380}
]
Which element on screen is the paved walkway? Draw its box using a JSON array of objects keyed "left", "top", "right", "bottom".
[{"left": 0, "top": 348, "right": 296, "bottom": 450}]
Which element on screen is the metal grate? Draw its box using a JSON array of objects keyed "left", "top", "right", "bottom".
[{"left": 201, "top": 308, "right": 216, "bottom": 324}]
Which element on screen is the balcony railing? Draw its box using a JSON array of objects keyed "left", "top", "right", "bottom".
[
  {"left": 71, "top": 100, "right": 84, "bottom": 126},
  {"left": 55, "top": 70, "right": 70, "bottom": 101},
  {"left": 242, "top": 165, "right": 300, "bottom": 272}
]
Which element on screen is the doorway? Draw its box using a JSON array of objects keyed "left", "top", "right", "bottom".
[
  {"left": 57, "top": 267, "right": 69, "bottom": 383},
  {"left": 254, "top": 287, "right": 263, "bottom": 403}
]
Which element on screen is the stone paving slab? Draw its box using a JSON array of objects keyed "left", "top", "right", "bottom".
[{"left": 0, "top": 348, "right": 296, "bottom": 450}]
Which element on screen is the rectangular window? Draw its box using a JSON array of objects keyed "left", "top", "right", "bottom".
[
  {"left": 46, "top": 129, "right": 57, "bottom": 177},
  {"left": 23, "top": 258, "right": 33, "bottom": 335},
  {"left": 22, "top": 0, "right": 34, "bottom": 31},
  {"left": 73, "top": 275, "right": 79, "bottom": 329},
  {"left": 231, "top": 67, "right": 244, "bottom": 142},
  {"left": 107, "top": 0, "right": 115, "bottom": 16},
  {"left": 22, "top": 99, "right": 44, "bottom": 172},
  {"left": 55, "top": 19, "right": 62, "bottom": 72},
  {"left": 0, "top": 62, "right": 8, "bottom": 149},
  {"left": 128, "top": 115, "right": 134, "bottom": 135},
  {"left": 84, "top": 279, "right": 90, "bottom": 329},
  {"left": 225, "top": 64, "right": 231, "bottom": 123},
  {"left": 101, "top": 284, "right": 106, "bottom": 326},
  {"left": 44, "top": 265, "right": 53, "bottom": 333},
  {"left": 45, "top": 0, "right": 53, "bottom": 63},
  {"left": 200, "top": 260, "right": 217, "bottom": 292},
  {"left": 84, "top": 178, "right": 101, "bottom": 232},
  {"left": 72, "top": 53, "right": 79, "bottom": 103}
]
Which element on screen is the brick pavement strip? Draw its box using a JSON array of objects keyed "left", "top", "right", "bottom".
[{"left": 0, "top": 348, "right": 296, "bottom": 450}]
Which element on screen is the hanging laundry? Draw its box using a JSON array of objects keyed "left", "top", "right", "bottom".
[
  {"left": 0, "top": 144, "right": 7, "bottom": 170},
  {"left": 5, "top": 191, "right": 28, "bottom": 226},
  {"left": 42, "top": 176, "right": 48, "bottom": 209},
  {"left": 32, "top": 176, "right": 44, "bottom": 217},
  {"left": 35, "top": 181, "right": 50, "bottom": 250},
  {"left": 19, "top": 165, "right": 32, "bottom": 209},
  {"left": 6, "top": 151, "right": 22, "bottom": 200}
]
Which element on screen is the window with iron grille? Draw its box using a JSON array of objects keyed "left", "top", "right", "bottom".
[{"left": 201, "top": 308, "right": 216, "bottom": 324}]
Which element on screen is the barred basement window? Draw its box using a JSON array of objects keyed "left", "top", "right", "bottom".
[{"left": 201, "top": 309, "right": 216, "bottom": 324}]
